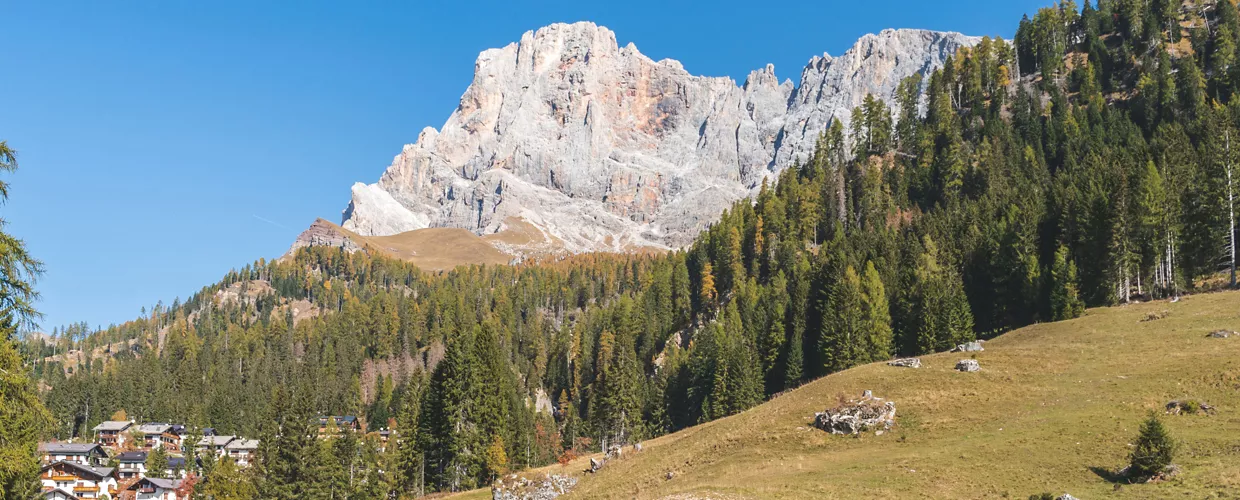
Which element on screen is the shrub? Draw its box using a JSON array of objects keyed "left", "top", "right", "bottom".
[
  {"left": 1129, "top": 413, "right": 1176, "bottom": 477},
  {"left": 556, "top": 449, "right": 578, "bottom": 466},
  {"left": 1028, "top": 493, "right": 1054, "bottom": 500}
]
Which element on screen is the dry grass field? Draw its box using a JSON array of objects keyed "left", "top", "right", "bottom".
[{"left": 453, "top": 290, "right": 1240, "bottom": 499}]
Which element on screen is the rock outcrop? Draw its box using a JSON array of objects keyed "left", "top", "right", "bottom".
[
  {"left": 335, "top": 23, "right": 980, "bottom": 254},
  {"left": 952, "top": 341, "right": 985, "bottom": 353},
  {"left": 813, "top": 391, "right": 896, "bottom": 435},
  {"left": 956, "top": 359, "right": 980, "bottom": 372},
  {"left": 288, "top": 218, "right": 364, "bottom": 256},
  {"left": 887, "top": 358, "right": 922, "bottom": 368}
]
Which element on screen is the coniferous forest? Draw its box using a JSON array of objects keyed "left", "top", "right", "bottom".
[{"left": 18, "top": 0, "right": 1240, "bottom": 497}]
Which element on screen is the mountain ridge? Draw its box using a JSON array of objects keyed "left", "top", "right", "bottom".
[{"left": 330, "top": 22, "right": 981, "bottom": 256}]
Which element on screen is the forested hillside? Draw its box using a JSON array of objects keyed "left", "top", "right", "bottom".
[{"left": 26, "top": 0, "right": 1240, "bottom": 497}]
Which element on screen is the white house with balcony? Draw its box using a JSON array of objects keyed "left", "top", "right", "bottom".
[{"left": 39, "top": 460, "right": 117, "bottom": 499}]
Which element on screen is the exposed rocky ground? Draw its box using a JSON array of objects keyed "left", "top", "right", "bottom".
[{"left": 491, "top": 473, "right": 577, "bottom": 500}]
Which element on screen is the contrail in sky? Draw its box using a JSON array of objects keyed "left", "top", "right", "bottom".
[{"left": 252, "top": 215, "right": 292, "bottom": 231}]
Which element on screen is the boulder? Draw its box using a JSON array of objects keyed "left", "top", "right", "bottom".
[
  {"left": 952, "top": 341, "right": 984, "bottom": 353},
  {"left": 589, "top": 458, "right": 604, "bottom": 473},
  {"left": 887, "top": 358, "right": 921, "bottom": 368},
  {"left": 1056, "top": 495, "right": 1079, "bottom": 500},
  {"left": 491, "top": 473, "right": 578, "bottom": 500},
  {"left": 1207, "top": 330, "right": 1236, "bottom": 339},
  {"left": 955, "top": 359, "right": 980, "bottom": 372},
  {"left": 813, "top": 392, "right": 896, "bottom": 435},
  {"left": 1165, "top": 400, "right": 1215, "bottom": 415}
]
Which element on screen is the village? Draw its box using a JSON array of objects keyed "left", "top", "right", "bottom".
[{"left": 36, "top": 415, "right": 381, "bottom": 500}]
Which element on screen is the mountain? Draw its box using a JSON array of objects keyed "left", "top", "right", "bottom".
[{"left": 335, "top": 23, "right": 980, "bottom": 254}]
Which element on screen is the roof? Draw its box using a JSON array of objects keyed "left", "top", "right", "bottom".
[
  {"left": 202, "top": 427, "right": 216, "bottom": 436},
  {"left": 41, "top": 488, "right": 81, "bottom": 500},
  {"left": 167, "top": 457, "right": 186, "bottom": 468},
  {"left": 116, "top": 451, "right": 148, "bottom": 462},
  {"left": 225, "top": 439, "right": 259, "bottom": 450},
  {"left": 136, "top": 423, "right": 172, "bottom": 434},
  {"left": 318, "top": 415, "right": 358, "bottom": 426},
  {"left": 139, "top": 477, "right": 181, "bottom": 490},
  {"left": 41, "top": 460, "right": 114, "bottom": 480},
  {"left": 197, "top": 435, "right": 236, "bottom": 447},
  {"left": 38, "top": 442, "right": 104, "bottom": 455},
  {"left": 92, "top": 421, "right": 132, "bottom": 432}
]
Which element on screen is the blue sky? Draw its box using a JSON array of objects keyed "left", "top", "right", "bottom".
[{"left": 1, "top": 0, "right": 1047, "bottom": 331}]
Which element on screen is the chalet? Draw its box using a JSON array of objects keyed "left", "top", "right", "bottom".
[
  {"left": 38, "top": 443, "right": 108, "bottom": 467},
  {"left": 40, "top": 460, "right": 118, "bottom": 499},
  {"left": 223, "top": 439, "right": 259, "bottom": 467},
  {"left": 125, "top": 477, "right": 187, "bottom": 500},
  {"left": 376, "top": 428, "right": 395, "bottom": 452},
  {"left": 134, "top": 423, "right": 183, "bottom": 452},
  {"left": 316, "top": 415, "right": 359, "bottom": 436},
  {"left": 115, "top": 451, "right": 148, "bottom": 480},
  {"left": 195, "top": 435, "right": 235, "bottom": 459},
  {"left": 91, "top": 421, "right": 133, "bottom": 448}
]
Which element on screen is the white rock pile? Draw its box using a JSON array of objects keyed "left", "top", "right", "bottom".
[
  {"left": 887, "top": 358, "right": 921, "bottom": 368},
  {"left": 952, "top": 341, "right": 984, "bottom": 353},
  {"left": 956, "top": 359, "right": 980, "bottom": 372},
  {"left": 491, "top": 474, "right": 578, "bottom": 500},
  {"left": 813, "top": 391, "right": 896, "bottom": 435}
]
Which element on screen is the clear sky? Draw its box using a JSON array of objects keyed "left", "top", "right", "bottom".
[{"left": 2, "top": 0, "right": 1048, "bottom": 331}]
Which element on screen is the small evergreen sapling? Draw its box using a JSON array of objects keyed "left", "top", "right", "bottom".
[{"left": 1129, "top": 413, "right": 1176, "bottom": 478}]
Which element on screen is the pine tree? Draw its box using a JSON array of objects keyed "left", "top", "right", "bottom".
[
  {"left": 146, "top": 447, "right": 169, "bottom": 479},
  {"left": 699, "top": 262, "right": 717, "bottom": 310},
  {"left": 859, "top": 262, "right": 894, "bottom": 363},
  {"left": 1129, "top": 413, "right": 1176, "bottom": 477},
  {"left": 0, "top": 141, "right": 50, "bottom": 500},
  {"left": 396, "top": 381, "right": 423, "bottom": 494},
  {"left": 1050, "top": 246, "right": 1086, "bottom": 321},
  {"left": 195, "top": 457, "right": 257, "bottom": 500},
  {"left": 821, "top": 265, "right": 864, "bottom": 373}
]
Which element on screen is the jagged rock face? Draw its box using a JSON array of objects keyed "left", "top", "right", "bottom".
[
  {"left": 289, "top": 218, "right": 364, "bottom": 255},
  {"left": 340, "top": 23, "right": 979, "bottom": 252}
]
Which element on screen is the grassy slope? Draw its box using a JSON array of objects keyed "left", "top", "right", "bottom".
[
  {"left": 313, "top": 220, "right": 515, "bottom": 270},
  {"left": 457, "top": 290, "right": 1240, "bottom": 499}
]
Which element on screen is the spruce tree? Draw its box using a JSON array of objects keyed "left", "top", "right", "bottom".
[
  {"left": 821, "top": 265, "right": 863, "bottom": 373},
  {"left": 1050, "top": 246, "right": 1086, "bottom": 321},
  {"left": 146, "top": 447, "right": 169, "bottom": 479},
  {"left": 859, "top": 262, "right": 894, "bottom": 363},
  {"left": 1129, "top": 413, "right": 1176, "bottom": 477}
]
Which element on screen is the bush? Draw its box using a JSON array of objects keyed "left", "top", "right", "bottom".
[
  {"left": 1129, "top": 413, "right": 1176, "bottom": 477},
  {"left": 1028, "top": 493, "right": 1054, "bottom": 500},
  {"left": 556, "top": 449, "right": 578, "bottom": 466}
]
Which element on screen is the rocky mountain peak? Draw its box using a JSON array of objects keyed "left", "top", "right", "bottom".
[{"left": 331, "top": 23, "right": 980, "bottom": 254}]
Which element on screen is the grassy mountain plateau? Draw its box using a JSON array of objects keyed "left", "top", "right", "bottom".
[{"left": 13, "top": 0, "right": 1240, "bottom": 499}]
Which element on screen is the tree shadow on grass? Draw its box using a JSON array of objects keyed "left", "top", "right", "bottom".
[{"left": 1088, "top": 466, "right": 1130, "bottom": 484}]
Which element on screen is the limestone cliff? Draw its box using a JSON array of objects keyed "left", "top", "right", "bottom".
[{"left": 336, "top": 23, "right": 979, "bottom": 253}]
